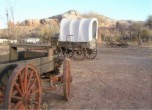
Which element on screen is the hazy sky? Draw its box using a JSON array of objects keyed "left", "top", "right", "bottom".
[{"left": 0, "top": 0, "right": 151, "bottom": 28}]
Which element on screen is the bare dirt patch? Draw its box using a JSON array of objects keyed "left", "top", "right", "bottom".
[
  {"left": 0, "top": 46, "right": 151, "bottom": 109},
  {"left": 42, "top": 46, "right": 152, "bottom": 109}
]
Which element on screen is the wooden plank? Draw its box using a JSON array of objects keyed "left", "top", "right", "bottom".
[
  {"left": 48, "top": 48, "right": 54, "bottom": 56},
  {"left": 38, "top": 61, "right": 54, "bottom": 74},
  {"left": 0, "top": 56, "right": 54, "bottom": 75},
  {"left": 26, "top": 56, "right": 54, "bottom": 74},
  {"left": 10, "top": 44, "right": 53, "bottom": 48}
]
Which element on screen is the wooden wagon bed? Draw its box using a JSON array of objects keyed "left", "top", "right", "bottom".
[{"left": 0, "top": 44, "right": 72, "bottom": 109}]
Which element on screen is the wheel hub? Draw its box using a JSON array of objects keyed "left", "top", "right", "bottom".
[
  {"left": 88, "top": 50, "right": 93, "bottom": 54},
  {"left": 23, "top": 93, "right": 30, "bottom": 105},
  {"left": 76, "top": 51, "right": 81, "bottom": 55}
]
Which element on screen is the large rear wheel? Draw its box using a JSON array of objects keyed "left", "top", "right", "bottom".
[{"left": 3, "top": 64, "right": 42, "bottom": 109}]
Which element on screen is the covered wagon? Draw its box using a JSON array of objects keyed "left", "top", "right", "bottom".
[{"left": 57, "top": 18, "right": 98, "bottom": 60}]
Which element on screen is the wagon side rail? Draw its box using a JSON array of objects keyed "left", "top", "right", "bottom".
[{"left": 0, "top": 55, "right": 54, "bottom": 75}]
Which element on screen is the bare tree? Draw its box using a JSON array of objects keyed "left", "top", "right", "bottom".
[
  {"left": 5, "top": 9, "right": 8, "bottom": 36},
  {"left": 6, "top": 0, "right": 18, "bottom": 40}
]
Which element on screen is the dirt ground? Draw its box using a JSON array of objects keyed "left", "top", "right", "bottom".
[
  {"left": 0, "top": 45, "right": 152, "bottom": 109},
  {"left": 41, "top": 46, "right": 152, "bottom": 109}
]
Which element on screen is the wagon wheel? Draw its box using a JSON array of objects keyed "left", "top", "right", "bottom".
[
  {"left": 3, "top": 64, "right": 42, "bottom": 109},
  {"left": 86, "top": 48, "right": 97, "bottom": 59},
  {"left": 73, "top": 45, "right": 86, "bottom": 61},
  {"left": 65, "top": 48, "right": 73, "bottom": 58},
  {"left": 63, "top": 58, "right": 71, "bottom": 101},
  {"left": 0, "top": 64, "right": 17, "bottom": 104}
]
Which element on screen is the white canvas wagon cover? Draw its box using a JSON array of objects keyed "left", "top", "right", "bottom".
[{"left": 59, "top": 18, "right": 98, "bottom": 42}]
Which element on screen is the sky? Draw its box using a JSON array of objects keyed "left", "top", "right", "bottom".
[{"left": 0, "top": 0, "right": 152, "bottom": 28}]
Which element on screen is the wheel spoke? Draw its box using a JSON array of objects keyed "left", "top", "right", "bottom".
[
  {"left": 28, "top": 78, "right": 36, "bottom": 92},
  {"left": 24, "top": 105, "right": 28, "bottom": 109},
  {"left": 14, "top": 100, "right": 22, "bottom": 109},
  {"left": 14, "top": 82, "right": 23, "bottom": 96},
  {"left": 18, "top": 103, "right": 23, "bottom": 109},
  {"left": 33, "top": 101, "right": 39, "bottom": 105},
  {"left": 18, "top": 74, "right": 24, "bottom": 94},
  {"left": 27, "top": 104, "right": 32, "bottom": 110},
  {"left": 31, "top": 89, "right": 39, "bottom": 95},
  {"left": 20, "top": 104, "right": 24, "bottom": 110},
  {"left": 11, "top": 96, "right": 23, "bottom": 100},
  {"left": 27, "top": 71, "right": 34, "bottom": 89},
  {"left": 22, "top": 105, "right": 26, "bottom": 110},
  {"left": 24, "top": 67, "right": 28, "bottom": 93}
]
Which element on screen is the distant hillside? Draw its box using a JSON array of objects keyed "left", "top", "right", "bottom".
[
  {"left": 0, "top": 10, "right": 147, "bottom": 44},
  {"left": 18, "top": 10, "right": 117, "bottom": 27},
  {"left": 18, "top": 10, "right": 108, "bottom": 28},
  {"left": 19, "top": 10, "right": 82, "bottom": 27},
  {"left": 50, "top": 10, "right": 82, "bottom": 22},
  {"left": 18, "top": 10, "right": 145, "bottom": 28},
  {"left": 82, "top": 12, "right": 116, "bottom": 27}
]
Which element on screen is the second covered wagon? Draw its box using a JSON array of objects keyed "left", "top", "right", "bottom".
[{"left": 57, "top": 18, "right": 98, "bottom": 60}]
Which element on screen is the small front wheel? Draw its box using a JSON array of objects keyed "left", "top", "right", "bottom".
[
  {"left": 73, "top": 45, "right": 86, "bottom": 61},
  {"left": 65, "top": 48, "right": 73, "bottom": 58},
  {"left": 63, "top": 58, "right": 71, "bottom": 101},
  {"left": 86, "top": 49, "right": 97, "bottom": 59}
]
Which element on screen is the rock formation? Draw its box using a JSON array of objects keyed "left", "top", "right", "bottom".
[
  {"left": 19, "top": 10, "right": 82, "bottom": 26},
  {"left": 50, "top": 10, "right": 82, "bottom": 22},
  {"left": 20, "top": 19, "right": 41, "bottom": 26}
]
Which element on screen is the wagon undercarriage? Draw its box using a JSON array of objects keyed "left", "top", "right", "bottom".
[{"left": 57, "top": 42, "right": 98, "bottom": 61}]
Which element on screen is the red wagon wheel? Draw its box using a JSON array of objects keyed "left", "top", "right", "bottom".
[
  {"left": 63, "top": 58, "right": 71, "bottom": 101},
  {"left": 3, "top": 64, "right": 42, "bottom": 109}
]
